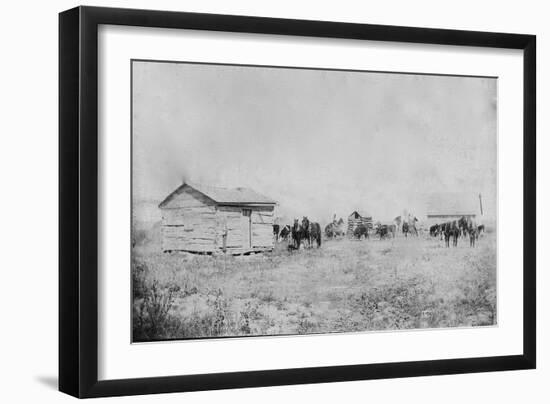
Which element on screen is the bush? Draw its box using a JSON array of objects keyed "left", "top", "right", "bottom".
[
  {"left": 348, "top": 275, "right": 439, "bottom": 330},
  {"left": 172, "top": 289, "right": 240, "bottom": 339},
  {"left": 296, "top": 310, "right": 318, "bottom": 334},
  {"left": 338, "top": 269, "right": 496, "bottom": 331},
  {"left": 132, "top": 261, "right": 181, "bottom": 341},
  {"left": 239, "top": 301, "right": 262, "bottom": 334}
]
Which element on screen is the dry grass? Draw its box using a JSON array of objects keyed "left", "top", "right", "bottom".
[{"left": 132, "top": 227, "right": 496, "bottom": 341}]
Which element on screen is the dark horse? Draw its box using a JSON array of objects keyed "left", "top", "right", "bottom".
[
  {"left": 402, "top": 222, "right": 409, "bottom": 237},
  {"left": 309, "top": 222, "right": 322, "bottom": 248},
  {"left": 301, "top": 217, "right": 310, "bottom": 247},
  {"left": 375, "top": 224, "right": 395, "bottom": 240},
  {"left": 272, "top": 224, "right": 280, "bottom": 241},
  {"left": 443, "top": 222, "right": 451, "bottom": 247},
  {"left": 458, "top": 216, "right": 470, "bottom": 237},
  {"left": 290, "top": 218, "right": 320, "bottom": 249},
  {"left": 443, "top": 221, "right": 460, "bottom": 247},
  {"left": 354, "top": 224, "right": 369, "bottom": 240},
  {"left": 402, "top": 222, "right": 418, "bottom": 237},
  {"left": 468, "top": 224, "right": 478, "bottom": 247},
  {"left": 429, "top": 224, "right": 441, "bottom": 237},
  {"left": 290, "top": 219, "right": 303, "bottom": 250},
  {"left": 279, "top": 225, "right": 291, "bottom": 241}
]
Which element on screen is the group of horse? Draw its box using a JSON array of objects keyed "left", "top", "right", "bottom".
[
  {"left": 325, "top": 219, "right": 400, "bottom": 241},
  {"left": 352, "top": 222, "right": 422, "bottom": 240},
  {"left": 275, "top": 213, "right": 423, "bottom": 244},
  {"left": 273, "top": 217, "right": 322, "bottom": 250},
  {"left": 351, "top": 223, "right": 397, "bottom": 240},
  {"left": 429, "top": 217, "right": 485, "bottom": 248},
  {"left": 273, "top": 214, "right": 486, "bottom": 250}
]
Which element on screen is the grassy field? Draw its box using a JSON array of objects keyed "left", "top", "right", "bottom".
[{"left": 132, "top": 227, "right": 497, "bottom": 341}]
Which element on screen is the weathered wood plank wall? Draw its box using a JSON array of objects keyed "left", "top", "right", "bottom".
[
  {"left": 161, "top": 188, "right": 217, "bottom": 252},
  {"left": 160, "top": 187, "right": 275, "bottom": 254}
]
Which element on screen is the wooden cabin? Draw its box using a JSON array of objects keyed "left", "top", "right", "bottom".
[
  {"left": 347, "top": 211, "right": 373, "bottom": 236},
  {"left": 158, "top": 182, "right": 277, "bottom": 255},
  {"left": 426, "top": 193, "right": 480, "bottom": 224}
]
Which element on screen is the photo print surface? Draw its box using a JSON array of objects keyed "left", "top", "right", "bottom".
[{"left": 131, "top": 60, "right": 497, "bottom": 342}]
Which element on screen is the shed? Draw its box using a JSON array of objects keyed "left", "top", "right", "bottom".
[
  {"left": 426, "top": 193, "right": 481, "bottom": 222},
  {"left": 347, "top": 211, "right": 373, "bottom": 235},
  {"left": 158, "top": 182, "right": 277, "bottom": 254}
]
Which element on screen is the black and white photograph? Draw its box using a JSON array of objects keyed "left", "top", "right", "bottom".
[
  {"left": 131, "top": 60, "right": 497, "bottom": 342},
  {"left": 0, "top": 0, "right": 542, "bottom": 400}
]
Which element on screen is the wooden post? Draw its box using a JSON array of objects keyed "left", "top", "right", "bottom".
[
  {"left": 479, "top": 193, "right": 483, "bottom": 216},
  {"left": 222, "top": 219, "right": 228, "bottom": 253}
]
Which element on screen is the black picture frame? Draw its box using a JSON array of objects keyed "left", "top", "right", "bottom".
[{"left": 59, "top": 5, "right": 536, "bottom": 398}]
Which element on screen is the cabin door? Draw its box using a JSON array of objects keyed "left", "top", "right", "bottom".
[{"left": 242, "top": 209, "right": 252, "bottom": 249}]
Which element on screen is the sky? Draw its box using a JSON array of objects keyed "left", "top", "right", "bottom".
[{"left": 132, "top": 60, "right": 497, "bottom": 225}]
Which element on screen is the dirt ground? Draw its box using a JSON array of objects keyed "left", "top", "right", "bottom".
[{"left": 132, "top": 228, "right": 497, "bottom": 341}]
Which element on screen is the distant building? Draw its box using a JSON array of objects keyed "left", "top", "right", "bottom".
[
  {"left": 158, "top": 182, "right": 277, "bottom": 254},
  {"left": 347, "top": 211, "right": 373, "bottom": 235},
  {"left": 426, "top": 193, "right": 482, "bottom": 222}
]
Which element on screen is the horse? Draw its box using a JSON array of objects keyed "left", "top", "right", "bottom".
[
  {"left": 429, "top": 224, "right": 440, "bottom": 237},
  {"left": 375, "top": 225, "right": 388, "bottom": 240},
  {"left": 402, "top": 222, "right": 417, "bottom": 237},
  {"left": 477, "top": 224, "right": 485, "bottom": 235},
  {"left": 272, "top": 224, "right": 280, "bottom": 242},
  {"left": 326, "top": 215, "right": 345, "bottom": 238},
  {"left": 301, "top": 217, "right": 311, "bottom": 247},
  {"left": 325, "top": 223, "right": 335, "bottom": 238},
  {"left": 452, "top": 224, "right": 460, "bottom": 246},
  {"left": 335, "top": 218, "right": 346, "bottom": 237},
  {"left": 375, "top": 224, "right": 395, "bottom": 240},
  {"left": 325, "top": 221, "right": 343, "bottom": 238},
  {"left": 469, "top": 225, "right": 478, "bottom": 247},
  {"left": 309, "top": 222, "right": 322, "bottom": 247},
  {"left": 402, "top": 222, "right": 409, "bottom": 237},
  {"left": 291, "top": 219, "right": 303, "bottom": 250},
  {"left": 458, "top": 216, "right": 469, "bottom": 237},
  {"left": 443, "top": 222, "right": 451, "bottom": 247},
  {"left": 353, "top": 223, "right": 369, "bottom": 240},
  {"left": 443, "top": 221, "right": 460, "bottom": 247},
  {"left": 409, "top": 217, "right": 419, "bottom": 236},
  {"left": 279, "top": 225, "right": 291, "bottom": 241}
]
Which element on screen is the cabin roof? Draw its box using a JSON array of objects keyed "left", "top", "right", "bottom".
[
  {"left": 426, "top": 193, "right": 479, "bottom": 217},
  {"left": 159, "top": 182, "right": 277, "bottom": 208},
  {"left": 349, "top": 210, "right": 372, "bottom": 219}
]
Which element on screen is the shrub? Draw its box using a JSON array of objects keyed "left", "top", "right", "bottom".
[
  {"left": 348, "top": 276, "right": 443, "bottom": 330},
  {"left": 239, "top": 301, "right": 262, "bottom": 334},
  {"left": 174, "top": 289, "right": 241, "bottom": 338},
  {"left": 296, "top": 310, "right": 317, "bottom": 334},
  {"left": 132, "top": 261, "right": 181, "bottom": 341},
  {"left": 207, "top": 289, "right": 231, "bottom": 335}
]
